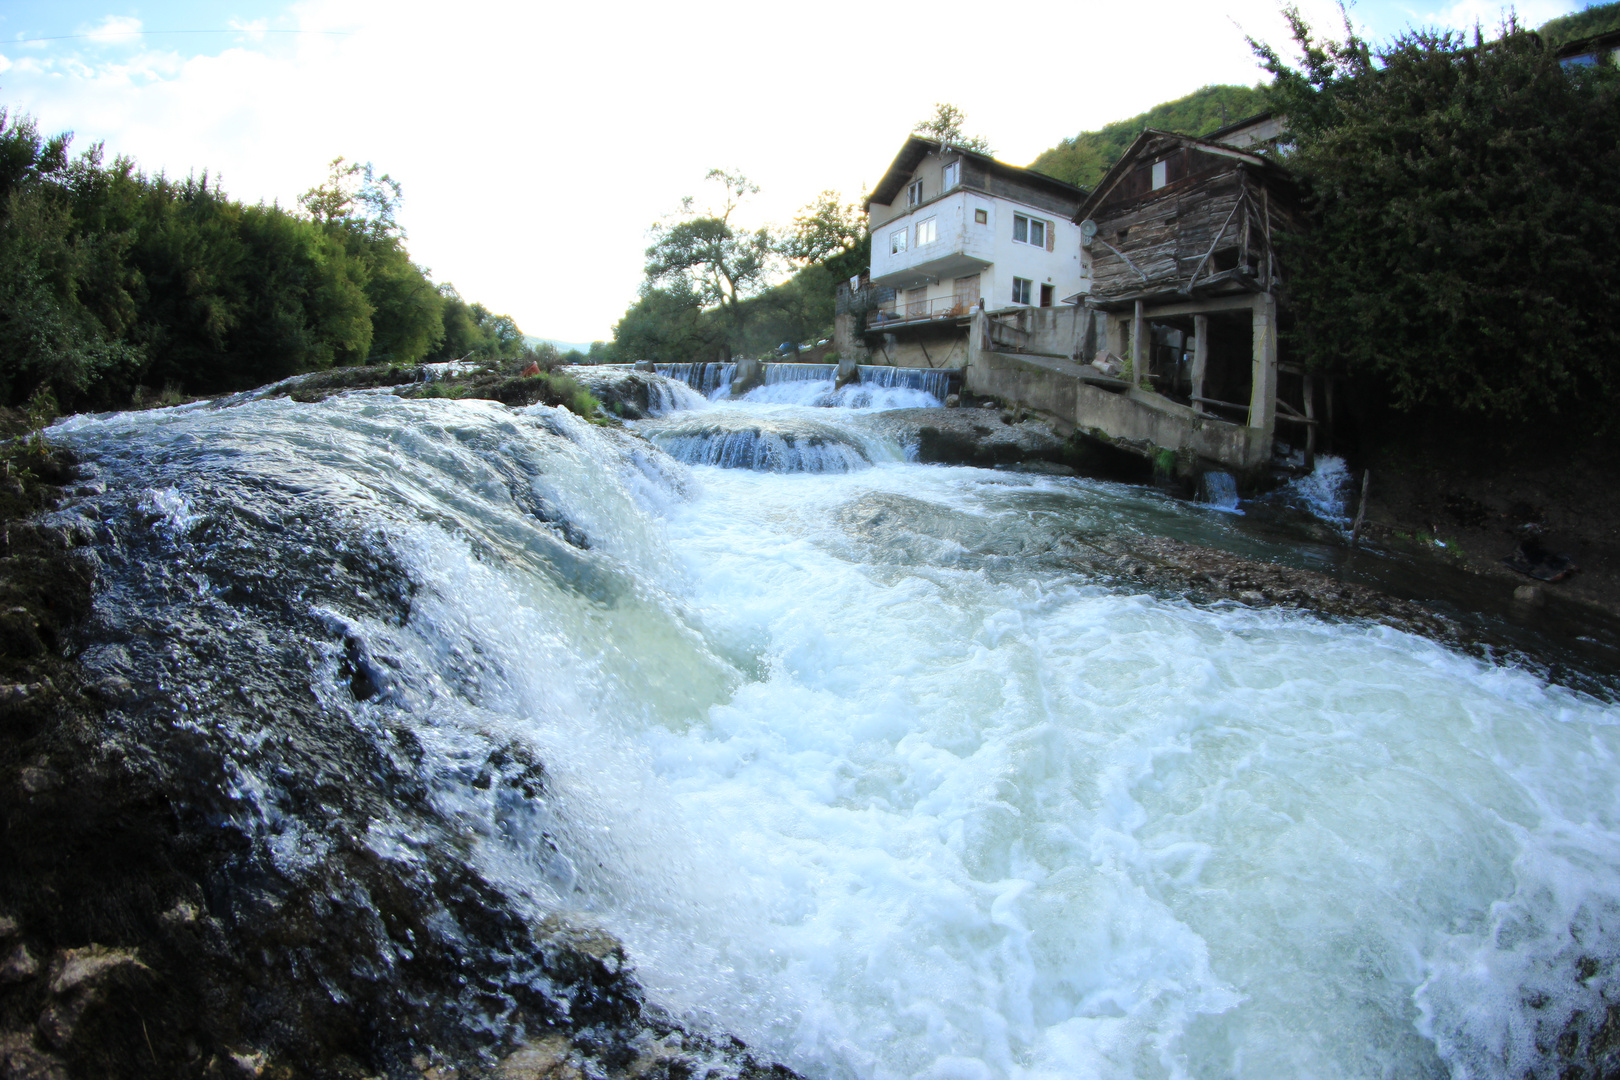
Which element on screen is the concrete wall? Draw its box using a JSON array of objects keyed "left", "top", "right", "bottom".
[
  {"left": 867, "top": 331, "right": 970, "bottom": 370},
  {"left": 965, "top": 349, "right": 1271, "bottom": 470}
]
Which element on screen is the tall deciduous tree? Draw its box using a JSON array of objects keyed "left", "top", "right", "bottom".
[
  {"left": 1253, "top": 7, "right": 1620, "bottom": 423},
  {"left": 643, "top": 169, "right": 775, "bottom": 349}
]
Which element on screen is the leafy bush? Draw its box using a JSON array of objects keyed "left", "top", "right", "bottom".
[{"left": 1254, "top": 12, "right": 1620, "bottom": 423}]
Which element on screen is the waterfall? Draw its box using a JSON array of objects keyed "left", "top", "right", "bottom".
[
  {"left": 44, "top": 388, "right": 1620, "bottom": 1080},
  {"left": 653, "top": 361, "right": 737, "bottom": 398},
  {"left": 1199, "top": 470, "right": 1241, "bottom": 511},
  {"left": 648, "top": 361, "right": 956, "bottom": 410}
]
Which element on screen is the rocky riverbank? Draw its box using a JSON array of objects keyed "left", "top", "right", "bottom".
[{"left": 0, "top": 409, "right": 796, "bottom": 1080}]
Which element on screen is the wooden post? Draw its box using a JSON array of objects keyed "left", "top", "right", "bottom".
[
  {"left": 1303, "top": 372, "right": 1317, "bottom": 472},
  {"left": 1248, "top": 293, "right": 1277, "bottom": 437},
  {"left": 1350, "top": 469, "right": 1370, "bottom": 548},
  {"left": 1132, "top": 300, "right": 1146, "bottom": 389},
  {"left": 1324, "top": 378, "right": 1335, "bottom": 455},
  {"left": 1191, "top": 314, "right": 1209, "bottom": 414}
]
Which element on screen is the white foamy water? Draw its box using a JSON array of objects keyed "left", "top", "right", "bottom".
[
  {"left": 52, "top": 392, "right": 1620, "bottom": 1080},
  {"left": 1283, "top": 454, "right": 1354, "bottom": 526}
]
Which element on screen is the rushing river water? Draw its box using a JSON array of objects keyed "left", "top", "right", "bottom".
[{"left": 49, "top": 370, "right": 1620, "bottom": 1080}]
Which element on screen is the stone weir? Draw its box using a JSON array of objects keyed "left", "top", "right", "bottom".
[{"left": 626, "top": 362, "right": 960, "bottom": 401}]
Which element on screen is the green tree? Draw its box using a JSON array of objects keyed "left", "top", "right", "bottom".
[
  {"left": 1252, "top": 7, "right": 1620, "bottom": 422},
  {"left": 643, "top": 169, "right": 775, "bottom": 350},
  {"left": 612, "top": 287, "right": 721, "bottom": 363},
  {"left": 913, "top": 103, "right": 992, "bottom": 154},
  {"left": 780, "top": 191, "right": 865, "bottom": 265}
]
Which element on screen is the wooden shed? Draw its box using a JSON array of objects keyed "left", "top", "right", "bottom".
[{"left": 1074, "top": 124, "right": 1313, "bottom": 461}]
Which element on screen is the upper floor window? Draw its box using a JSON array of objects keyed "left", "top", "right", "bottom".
[
  {"left": 889, "top": 227, "right": 909, "bottom": 255},
  {"left": 1151, "top": 160, "right": 1169, "bottom": 190},
  {"left": 908, "top": 179, "right": 924, "bottom": 206},
  {"left": 1012, "top": 277, "right": 1033, "bottom": 305},
  {"left": 943, "top": 161, "right": 961, "bottom": 189},
  {"left": 916, "top": 217, "right": 937, "bottom": 246},
  {"left": 974, "top": 207, "right": 988, "bottom": 225},
  {"left": 1013, "top": 214, "right": 1047, "bottom": 248}
]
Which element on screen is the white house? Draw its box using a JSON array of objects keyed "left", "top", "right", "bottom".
[{"left": 864, "top": 136, "right": 1089, "bottom": 321}]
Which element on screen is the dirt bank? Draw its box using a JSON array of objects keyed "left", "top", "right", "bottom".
[{"left": 1353, "top": 435, "right": 1620, "bottom": 619}]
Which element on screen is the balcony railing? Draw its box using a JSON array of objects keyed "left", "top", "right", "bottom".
[{"left": 868, "top": 295, "right": 977, "bottom": 326}]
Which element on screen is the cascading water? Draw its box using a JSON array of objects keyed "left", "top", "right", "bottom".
[
  {"left": 45, "top": 372, "right": 1620, "bottom": 1080},
  {"left": 1281, "top": 453, "right": 1355, "bottom": 527},
  {"left": 653, "top": 361, "right": 737, "bottom": 398}
]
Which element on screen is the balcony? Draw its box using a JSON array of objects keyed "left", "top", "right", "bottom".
[
  {"left": 866, "top": 294, "right": 976, "bottom": 329},
  {"left": 869, "top": 191, "right": 993, "bottom": 290}
]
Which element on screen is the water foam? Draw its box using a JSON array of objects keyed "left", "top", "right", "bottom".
[{"left": 52, "top": 396, "right": 1620, "bottom": 1080}]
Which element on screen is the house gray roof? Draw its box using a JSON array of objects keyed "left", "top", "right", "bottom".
[{"left": 864, "top": 136, "right": 1086, "bottom": 212}]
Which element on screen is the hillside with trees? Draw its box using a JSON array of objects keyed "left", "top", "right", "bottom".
[
  {"left": 0, "top": 109, "right": 530, "bottom": 412},
  {"left": 1537, "top": 0, "right": 1620, "bottom": 49},
  {"left": 1027, "top": 84, "right": 1270, "bottom": 189}
]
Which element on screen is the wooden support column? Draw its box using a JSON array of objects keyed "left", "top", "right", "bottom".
[
  {"left": 1132, "top": 300, "right": 1146, "bottom": 389},
  {"left": 1248, "top": 292, "right": 1277, "bottom": 440},
  {"left": 1324, "top": 378, "right": 1336, "bottom": 455},
  {"left": 1303, "top": 372, "right": 1317, "bottom": 471},
  {"left": 1191, "top": 314, "right": 1209, "bottom": 414}
]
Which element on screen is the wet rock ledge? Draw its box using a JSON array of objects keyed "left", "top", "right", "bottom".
[{"left": 0, "top": 427, "right": 795, "bottom": 1079}]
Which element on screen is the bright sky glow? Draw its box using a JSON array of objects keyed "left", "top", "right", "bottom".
[{"left": 1, "top": 0, "right": 1587, "bottom": 343}]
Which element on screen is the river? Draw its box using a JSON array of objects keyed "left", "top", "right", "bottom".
[{"left": 48, "top": 367, "right": 1620, "bottom": 1079}]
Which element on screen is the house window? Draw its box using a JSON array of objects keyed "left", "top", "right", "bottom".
[
  {"left": 908, "top": 179, "right": 924, "bottom": 206},
  {"left": 906, "top": 286, "right": 928, "bottom": 317},
  {"left": 1012, "top": 277, "right": 1033, "bottom": 305},
  {"left": 974, "top": 208, "right": 988, "bottom": 225},
  {"left": 1152, "top": 160, "right": 1168, "bottom": 190},
  {"left": 889, "top": 227, "right": 908, "bottom": 255},
  {"left": 1040, "top": 283, "right": 1054, "bottom": 308},
  {"left": 943, "top": 161, "right": 960, "bottom": 189},
  {"left": 916, "top": 217, "right": 937, "bottom": 245},
  {"left": 1013, "top": 214, "right": 1047, "bottom": 248}
]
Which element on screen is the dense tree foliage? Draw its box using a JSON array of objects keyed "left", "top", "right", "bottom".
[
  {"left": 1254, "top": 9, "right": 1620, "bottom": 422},
  {"left": 0, "top": 109, "right": 526, "bottom": 409},
  {"left": 644, "top": 170, "right": 776, "bottom": 350},
  {"left": 608, "top": 174, "right": 871, "bottom": 365},
  {"left": 1028, "top": 85, "right": 1269, "bottom": 188}
]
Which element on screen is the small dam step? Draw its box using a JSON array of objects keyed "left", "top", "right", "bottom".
[{"left": 637, "top": 362, "right": 960, "bottom": 401}]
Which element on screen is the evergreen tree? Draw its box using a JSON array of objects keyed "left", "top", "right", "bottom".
[{"left": 1253, "top": 9, "right": 1620, "bottom": 422}]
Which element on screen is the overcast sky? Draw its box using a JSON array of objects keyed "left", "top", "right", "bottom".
[{"left": 1, "top": 0, "right": 1586, "bottom": 344}]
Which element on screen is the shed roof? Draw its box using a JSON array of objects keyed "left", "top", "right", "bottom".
[{"left": 1074, "top": 128, "right": 1285, "bottom": 222}]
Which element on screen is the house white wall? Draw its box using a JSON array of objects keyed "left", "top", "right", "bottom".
[{"left": 867, "top": 149, "right": 1089, "bottom": 314}]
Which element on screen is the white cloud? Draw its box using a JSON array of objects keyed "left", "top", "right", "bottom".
[
  {"left": 229, "top": 18, "right": 271, "bottom": 43},
  {"left": 84, "top": 15, "right": 143, "bottom": 44},
  {"left": 0, "top": 54, "right": 11, "bottom": 75},
  {"left": 1425, "top": 0, "right": 1577, "bottom": 33},
  {"left": 3, "top": 0, "right": 1374, "bottom": 342}
]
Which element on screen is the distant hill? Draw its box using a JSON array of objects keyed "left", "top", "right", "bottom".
[
  {"left": 1538, "top": 0, "right": 1620, "bottom": 48},
  {"left": 523, "top": 335, "right": 596, "bottom": 355},
  {"left": 1027, "top": 84, "right": 1270, "bottom": 190}
]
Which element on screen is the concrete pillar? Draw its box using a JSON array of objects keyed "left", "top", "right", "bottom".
[
  {"left": 1191, "top": 314, "right": 1209, "bottom": 414},
  {"left": 1248, "top": 293, "right": 1277, "bottom": 439},
  {"left": 1132, "top": 300, "right": 1146, "bottom": 389}
]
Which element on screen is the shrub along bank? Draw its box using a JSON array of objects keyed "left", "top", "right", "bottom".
[{"left": 0, "top": 110, "right": 533, "bottom": 413}]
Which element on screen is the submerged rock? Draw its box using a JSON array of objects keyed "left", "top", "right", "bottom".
[{"left": 853, "top": 407, "right": 1066, "bottom": 467}]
